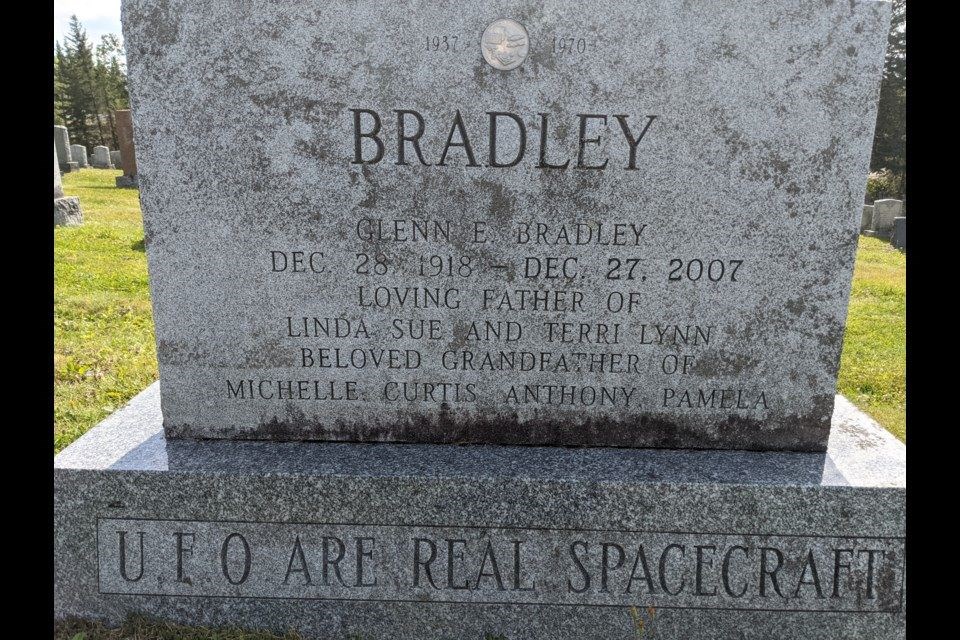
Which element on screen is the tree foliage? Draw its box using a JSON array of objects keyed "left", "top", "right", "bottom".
[
  {"left": 53, "top": 15, "right": 129, "bottom": 151},
  {"left": 870, "top": 0, "right": 906, "bottom": 199}
]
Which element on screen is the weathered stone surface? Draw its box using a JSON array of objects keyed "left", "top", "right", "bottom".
[
  {"left": 871, "top": 199, "right": 902, "bottom": 236},
  {"left": 892, "top": 217, "right": 905, "bottom": 249},
  {"left": 54, "top": 125, "right": 73, "bottom": 169},
  {"left": 54, "top": 383, "right": 905, "bottom": 639},
  {"left": 92, "top": 146, "right": 114, "bottom": 169},
  {"left": 122, "top": 0, "right": 890, "bottom": 450},
  {"left": 54, "top": 144, "right": 64, "bottom": 200},
  {"left": 861, "top": 205, "right": 874, "bottom": 233},
  {"left": 70, "top": 144, "right": 89, "bottom": 168},
  {"left": 111, "top": 149, "right": 122, "bottom": 168},
  {"left": 114, "top": 109, "right": 138, "bottom": 178},
  {"left": 54, "top": 143, "right": 84, "bottom": 226},
  {"left": 55, "top": 197, "right": 84, "bottom": 226}
]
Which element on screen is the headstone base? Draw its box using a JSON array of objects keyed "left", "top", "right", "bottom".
[
  {"left": 92, "top": 163, "right": 115, "bottom": 170},
  {"left": 55, "top": 384, "right": 905, "bottom": 640},
  {"left": 59, "top": 162, "right": 79, "bottom": 173},
  {"left": 54, "top": 196, "right": 83, "bottom": 227},
  {"left": 115, "top": 174, "right": 138, "bottom": 189}
]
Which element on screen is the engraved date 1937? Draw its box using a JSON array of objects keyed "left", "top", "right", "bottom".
[{"left": 425, "top": 35, "right": 461, "bottom": 52}]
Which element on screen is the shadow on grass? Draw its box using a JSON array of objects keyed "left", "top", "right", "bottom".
[{"left": 131, "top": 238, "right": 146, "bottom": 252}]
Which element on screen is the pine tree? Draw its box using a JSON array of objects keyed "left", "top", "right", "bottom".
[
  {"left": 870, "top": 0, "right": 906, "bottom": 198},
  {"left": 95, "top": 34, "right": 130, "bottom": 148},
  {"left": 53, "top": 42, "right": 68, "bottom": 126},
  {"left": 61, "top": 15, "right": 101, "bottom": 148}
]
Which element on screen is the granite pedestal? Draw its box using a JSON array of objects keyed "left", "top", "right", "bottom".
[{"left": 55, "top": 383, "right": 905, "bottom": 639}]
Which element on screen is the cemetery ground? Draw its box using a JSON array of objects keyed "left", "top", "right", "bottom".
[{"left": 54, "top": 168, "right": 906, "bottom": 454}]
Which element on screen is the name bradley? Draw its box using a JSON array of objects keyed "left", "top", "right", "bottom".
[{"left": 349, "top": 108, "right": 658, "bottom": 169}]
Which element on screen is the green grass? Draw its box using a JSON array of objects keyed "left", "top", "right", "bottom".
[
  {"left": 53, "top": 173, "right": 906, "bottom": 451},
  {"left": 54, "top": 168, "right": 157, "bottom": 453},
  {"left": 837, "top": 235, "right": 906, "bottom": 441}
]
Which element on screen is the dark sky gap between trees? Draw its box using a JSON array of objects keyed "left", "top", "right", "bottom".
[{"left": 52, "top": 2, "right": 906, "bottom": 199}]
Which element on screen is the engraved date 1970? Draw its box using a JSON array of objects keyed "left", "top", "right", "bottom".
[{"left": 552, "top": 36, "right": 595, "bottom": 55}]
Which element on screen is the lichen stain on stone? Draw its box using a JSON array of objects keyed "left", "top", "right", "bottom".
[
  {"left": 167, "top": 405, "right": 832, "bottom": 453},
  {"left": 785, "top": 298, "right": 806, "bottom": 316},
  {"left": 239, "top": 340, "right": 296, "bottom": 368},
  {"left": 157, "top": 340, "right": 209, "bottom": 365}
]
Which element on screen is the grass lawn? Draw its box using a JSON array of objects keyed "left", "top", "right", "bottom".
[
  {"left": 53, "top": 171, "right": 907, "bottom": 452},
  {"left": 837, "top": 235, "right": 907, "bottom": 441},
  {"left": 54, "top": 169, "right": 157, "bottom": 453}
]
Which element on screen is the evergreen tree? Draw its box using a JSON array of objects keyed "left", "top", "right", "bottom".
[
  {"left": 61, "top": 15, "right": 101, "bottom": 148},
  {"left": 870, "top": 0, "right": 906, "bottom": 198},
  {"left": 53, "top": 42, "right": 67, "bottom": 126},
  {"left": 95, "top": 34, "right": 130, "bottom": 148}
]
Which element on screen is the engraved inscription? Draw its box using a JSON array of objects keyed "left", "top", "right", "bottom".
[
  {"left": 99, "top": 518, "right": 904, "bottom": 612},
  {"left": 481, "top": 19, "right": 529, "bottom": 70}
]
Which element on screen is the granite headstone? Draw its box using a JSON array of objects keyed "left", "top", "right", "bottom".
[
  {"left": 892, "top": 216, "right": 906, "bottom": 249},
  {"left": 861, "top": 204, "right": 874, "bottom": 233},
  {"left": 871, "top": 198, "right": 902, "bottom": 236},
  {"left": 54, "top": 143, "right": 83, "bottom": 226},
  {"left": 125, "top": 0, "right": 891, "bottom": 452},
  {"left": 70, "top": 144, "right": 88, "bottom": 169},
  {"left": 54, "top": 125, "right": 78, "bottom": 173},
  {"left": 92, "top": 145, "right": 114, "bottom": 169},
  {"left": 111, "top": 149, "right": 123, "bottom": 170},
  {"left": 115, "top": 110, "right": 139, "bottom": 188}
]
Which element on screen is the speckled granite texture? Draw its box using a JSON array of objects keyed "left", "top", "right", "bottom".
[
  {"left": 122, "top": 0, "right": 891, "bottom": 450},
  {"left": 55, "top": 383, "right": 905, "bottom": 639}
]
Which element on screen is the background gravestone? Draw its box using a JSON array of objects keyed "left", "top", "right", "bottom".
[
  {"left": 110, "top": 150, "right": 122, "bottom": 169},
  {"left": 892, "top": 217, "right": 906, "bottom": 249},
  {"left": 91, "top": 146, "right": 114, "bottom": 169},
  {"left": 115, "top": 110, "right": 138, "bottom": 188},
  {"left": 70, "top": 144, "right": 88, "bottom": 169},
  {"left": 861, "top": 204, "right": 874, "bottom": 233},
  {"left": 871, "top": 198, "right": 902, "bottom": 236},
  {"left": 127, "top": 0, "right": 891, "bottom": 452},
  {"left": 54, "top": 125, "right": 78, "bottom": 173},
  {"left": 54, "top": 144, "right": 83, "bottom": 226}
]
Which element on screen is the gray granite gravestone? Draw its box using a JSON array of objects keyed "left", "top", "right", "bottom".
[
  {"left": 111, "top": 149, "right": 123, "bottom": 170},
  {"left": 115, "top": 110, "right": 139, "bottom": 188},
  {"left": 54, "top": 125, "right": 78, "bottom": 173},
  {"left": 54, "top": 144, "right": 83, "bottom": 226},
  {"left": 70, "top": 144, "right": 88, "bottom": 169},
  {"left": 861, "top": 204, "right": 874, "bottom": 233},
  {"left": 54, "top": 1, "right": 903, "bottom": 638},
  {"left": 892, "top": 217, "right": 906, "bottom": 249},
  {"left": 871, "top": 199, "right": 902, "bottom": 237},
  {"left": 92, "top": 145, "right": 114, "bottom": 169}
]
